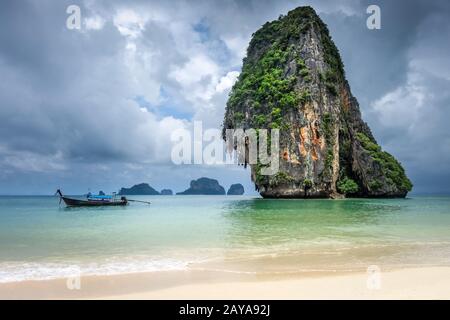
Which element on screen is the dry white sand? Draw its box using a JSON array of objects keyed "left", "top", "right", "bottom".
[{"left": 103, "top": 267, "right": 450, "bottom": 300}]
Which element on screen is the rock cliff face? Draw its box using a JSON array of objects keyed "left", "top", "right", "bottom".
[
  {"left": 223, "top": 6, "right": 412, "bottom": 198},
  {"left": 177, "top": 177, "right": 226, "bottom": 195}
]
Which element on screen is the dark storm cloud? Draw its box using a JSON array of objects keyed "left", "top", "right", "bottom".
[
  {"left": 0, "top": 0, "right": 449, "bottom": 194},
  {"left": 1, "top": 0, "right": 186, "bottom": 163},
  {"left": 346, "top": 0, "right": 450, "bottom": 193},
  {"left": 325, "top": 0, "right": 446, "bottom": 107}
]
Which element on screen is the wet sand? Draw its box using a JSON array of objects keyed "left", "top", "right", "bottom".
[{"left": 1, "top": 267, "right": 449, "bottom": 300}]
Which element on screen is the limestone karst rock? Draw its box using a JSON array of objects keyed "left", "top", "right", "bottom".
[
  {"left": 177, "top": 177, "right": 226, "bottom": 195},
  {"left": 227, "top": 183, "right": 245, "bottom": 195},
  {"left": 223, "top": 6, "right": 412, "bottom": 198},
  {"left": 118, "top": 183, "right": 160, "bottom": 195},
  {"left": 160, "top": 189, "right": 173, "bottom": 195}
]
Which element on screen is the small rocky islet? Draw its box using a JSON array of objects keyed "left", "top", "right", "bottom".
[
  {"left": 227, "top": 184, "right": 245, "bottom": 195},
  {"left": 176, "top": 177, "right": 226, "bottom": 195},
  {"left": 223, "top": 6, "right": 412, "bottom": 199},
  {"left": 118, "top": 183, "right": 160, "bottom": 195},
  {"left": 160, "top": 189, "right": 173, "bottom": 195}
]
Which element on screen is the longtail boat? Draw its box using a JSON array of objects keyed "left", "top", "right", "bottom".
[{"left": 56, "top": 189, "right": 128, "bottom": 207}]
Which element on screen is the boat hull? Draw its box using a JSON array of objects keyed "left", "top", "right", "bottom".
[{"left": 62, "top": 197, "right": 128, "bottom": 207}]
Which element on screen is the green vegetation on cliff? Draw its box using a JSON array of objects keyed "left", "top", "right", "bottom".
[
  {"left": 337, "top": 177, "right": 359, "bottom": 195},
  {"left": 227, "top": 8, "right": 327, "bottom": 131},
  {"left": 228, "top": 44, "right": 299, "bottom": 129},
  {"left": 226, "top": 6, "right": 344, "bottom": 131},
  {"left": 356, "top": 133, "right": 413, "bottom": 192}
]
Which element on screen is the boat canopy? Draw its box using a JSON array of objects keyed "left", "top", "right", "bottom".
[{"left": 88, "top": 195, "right": 113, "bottom": 199}]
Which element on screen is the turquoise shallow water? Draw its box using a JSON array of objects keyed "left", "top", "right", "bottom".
[{"left": 0, "top": 195, "right": 450, "bottom": 282}]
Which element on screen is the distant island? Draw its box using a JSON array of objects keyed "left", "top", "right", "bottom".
[
  {"left": 227, "top": 184, "right": 245, "bottom": 195},
  {"left": 118, "top": 183, "right": 160, "bottom": 195},
  {"left": 117, "top": 180, "right": 244, "bottom": 196},
  {"left": 177, "top": 177, "right": 225, "bottom": 195}
]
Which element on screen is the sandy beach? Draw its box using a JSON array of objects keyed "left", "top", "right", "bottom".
[{"left": 1, "top": 267, "right": 449, "bottom": 300}]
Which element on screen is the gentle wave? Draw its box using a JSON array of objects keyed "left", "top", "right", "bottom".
[{"left": 0, "top": 258, "right": 190, "bottom": 283}]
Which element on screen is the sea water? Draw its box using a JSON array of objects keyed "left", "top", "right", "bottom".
[{"left": 0, "top": 195, "right": 450, "bottom": 282}]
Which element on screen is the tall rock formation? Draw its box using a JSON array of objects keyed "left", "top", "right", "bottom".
[{"left": 223, "top": 6, "right": 412, "bottom": 198}]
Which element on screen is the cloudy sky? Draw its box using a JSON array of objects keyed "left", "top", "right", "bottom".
[{"left": 0, "top": 0, "right": 449, "bottom": 195}]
